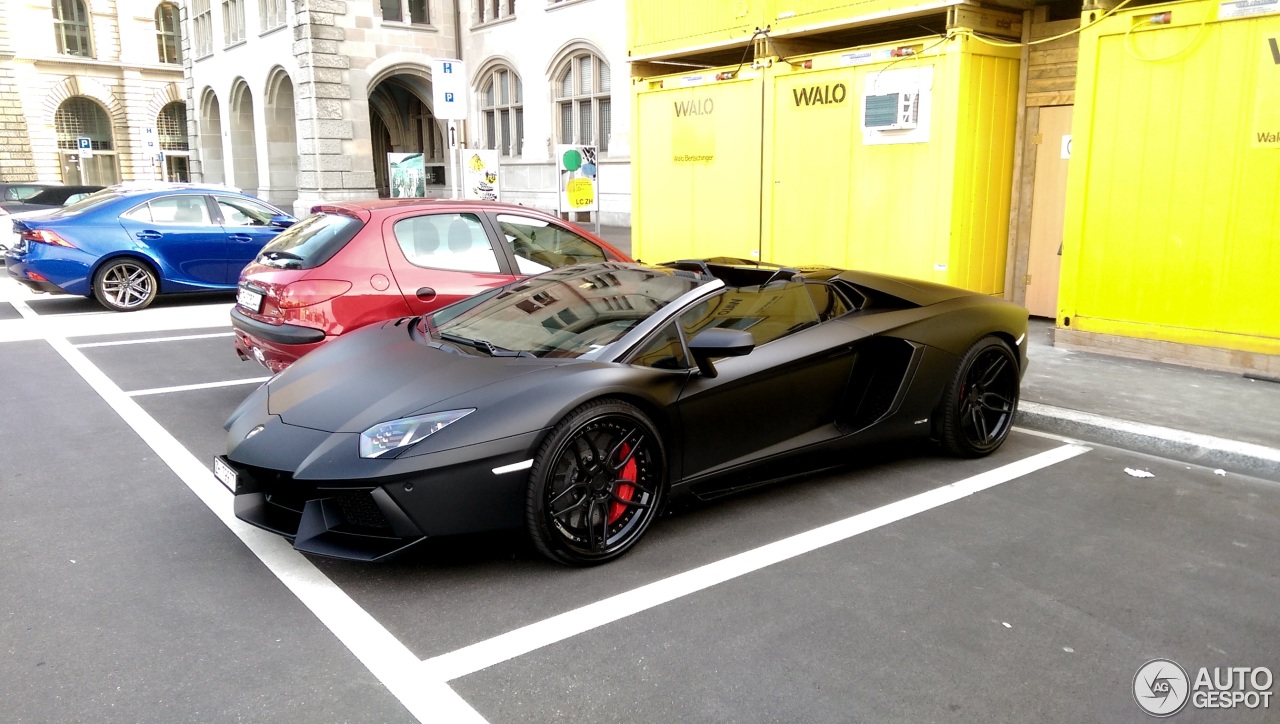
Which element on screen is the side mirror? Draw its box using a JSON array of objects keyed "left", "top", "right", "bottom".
[
  {"left": 269, "top": 214, "right": 296, "bottom": 228},
  {"left": 687, "top": 327, "right": 755, "bottom": 378}
]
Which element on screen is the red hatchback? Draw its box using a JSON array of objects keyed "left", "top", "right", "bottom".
[{"left": 230, "top": 199, "right": 631, "bottom": 372}]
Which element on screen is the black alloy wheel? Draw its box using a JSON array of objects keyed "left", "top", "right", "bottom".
[
  {"left": 93, "top": 258, "right": 159, "bottom": 311},
  {"left": 940, "top": 336, "right": 1020, "bottom": 457},
  {"left": 526, "top": 399, "right": 665, "bottom": 566}
]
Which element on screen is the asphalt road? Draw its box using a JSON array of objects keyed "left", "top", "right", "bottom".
[{"left": 2, "top": 287, "right": 1277, "bottom": 723}]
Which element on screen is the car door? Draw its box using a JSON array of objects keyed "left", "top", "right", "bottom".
[
  {"left": 381, "top": 211, "right": 516, "bottom": 315},
  {"left": 672, "top": 283, "right": 864, "bottom": 482},
  {"left": 214, "top": 194, "right": 290, "bottom": 282},
  {"left": 487, "top": 212, "right": 612, "bottom": 275},
  {"left": 117, "top": 194, "right": 228, "bottom": 286}
]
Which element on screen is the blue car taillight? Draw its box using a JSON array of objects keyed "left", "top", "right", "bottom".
[{"left": 21, "top": 229, "right": 77, "bottom": 249}]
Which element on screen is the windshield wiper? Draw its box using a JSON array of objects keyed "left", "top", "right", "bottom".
[{"left": 439, "top": 333, "right": 534, "bottom": 358}]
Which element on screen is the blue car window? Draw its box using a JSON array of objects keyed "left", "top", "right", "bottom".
[
  {"left": 215, "top": 195, "right": 277, "bottom": 226},
  {"left": 147, "top": 196, "right": 213, "bottom": 225}
]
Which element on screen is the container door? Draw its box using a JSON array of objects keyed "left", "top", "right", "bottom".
[{"left": 1025, "top": 105, "right": 1072, "bottom": 318}]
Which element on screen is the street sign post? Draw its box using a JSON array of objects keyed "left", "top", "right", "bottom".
[{"left": 430, "top": 59, "right": 467, "bottom": 199}]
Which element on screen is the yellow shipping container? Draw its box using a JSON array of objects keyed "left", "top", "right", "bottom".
[
  {"left": 632, "top": 35, "right": 1021, "bottom": 293},
  {"left": 1059, "top": 0, "right": 1280, "bottom": 354},
  {"left": 627, "top": 0, "right": 765, "bottom": 60}
]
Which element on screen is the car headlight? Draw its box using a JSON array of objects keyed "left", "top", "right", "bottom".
[{"left": 359, "top": 409, "right": 475, "bottom": 459}]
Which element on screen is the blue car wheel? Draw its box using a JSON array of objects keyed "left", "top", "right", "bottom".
[{"left": 93, "top": 258, "right": 158, "bottom": 311}]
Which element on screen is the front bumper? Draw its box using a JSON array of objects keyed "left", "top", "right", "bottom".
[{"left": 220, "top": 424, "right": 544, "bottom": 561}]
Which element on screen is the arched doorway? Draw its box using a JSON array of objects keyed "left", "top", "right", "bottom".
[
  {"left": 158, "top": 100, "right": 189, "bottom": 181},
  {"left": 199, "top": 89, "right": 225, "bottom": 184},
  {"left": 229, "top": 79, "right": 259, "bottom": 195},
  {"left": 55, "top": 96, "right": 119, "bottom": 185},
  {"left": 264, "top": 69, "right": 298, "bottom": 208},
  {"left": 367, "top": 71, "right": 445, "bottom": 198}
]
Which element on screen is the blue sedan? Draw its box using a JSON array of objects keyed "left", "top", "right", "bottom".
[{"left": 3, "top": 186, "right": 295, "bottom": 311}]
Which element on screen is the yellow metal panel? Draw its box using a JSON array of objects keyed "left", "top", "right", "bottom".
[
  {"left": 631, "top": 71, "right": 766, "bottom": 264},
  {"left": 948, "top": 41, "right": 1021, "bottom": 294},
  {"left": 1059, "top": 0, "right": 1280, "bottom": 353},
  {"left": 762, "top": 37, "right": 1018, "bottom": 291},
  {"left": 770, "top": 0, "right": 958, "bottom": 35},
  {"left": 627, "top": 0, "right": 764, "bottom": 60}
]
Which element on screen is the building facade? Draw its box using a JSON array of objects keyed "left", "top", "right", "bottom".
[
  {"left": 0, "top": 0, "right": 188, "bottom": 187},
  {"left": 183, "top": 0, "right": 630, "bottom": 223}
]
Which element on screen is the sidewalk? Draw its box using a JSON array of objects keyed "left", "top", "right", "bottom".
[{"left": 599, "top": 225, "right": 1279, "bottom": 480}]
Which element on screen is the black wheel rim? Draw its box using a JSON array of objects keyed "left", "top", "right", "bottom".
[
  {"left": 959, "top": 347, "right": 1018, "bottom": 452},
  {"left": 101, "top": 263, "right": 153, "bottom": 309},
  {"left": 544, "top": 414, "right": 658, "bottom": 558}
]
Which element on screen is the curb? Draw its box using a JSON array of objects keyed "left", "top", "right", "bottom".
[{"left": 1017, "top": 401, "right": 1280, "bottom": 481}]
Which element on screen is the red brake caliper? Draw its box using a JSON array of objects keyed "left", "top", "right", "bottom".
[{"left": 608, "top": 443, "right": 637, "bottom": 524}]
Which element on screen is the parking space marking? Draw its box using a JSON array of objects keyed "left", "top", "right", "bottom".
[
  {"left": 420, "top": 442, "right": 1090, "bottom": 682},
  {"left": 10, "top": 295, "right": 487, "bottom": 724},
  {"left": 75, "top": 332, "right": 235, "bottom": 348},
  {"left": 126, "top": 377, "right": 270, "bottom": 397}
]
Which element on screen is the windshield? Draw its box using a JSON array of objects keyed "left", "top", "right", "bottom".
[
  {"left": 434, "top": 265, "right": 709, "bottom": 359},
  {"left": 254, "top": 212, "right": 363, "bottom": 269}
]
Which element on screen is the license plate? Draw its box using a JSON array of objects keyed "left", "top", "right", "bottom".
[
  {"left": 213, "top": 457, "right": 238, "bottom": 493},
  {"left": 237, "top": 286, "right": 263, "bottom": 312}
]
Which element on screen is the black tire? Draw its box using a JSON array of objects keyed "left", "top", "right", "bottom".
[
  {"left": 93, "top": 258, "right": 158, "bottom": 312},
  {"left": 940, "top": 336, "right": 1020, "bottom": 458},
  {"left": 526, "top": 399, "right": 666, "bottom": 566}
]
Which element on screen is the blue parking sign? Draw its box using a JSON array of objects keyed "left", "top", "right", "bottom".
[{"left": 77, "top": 137, "right": 91, "bottom": 150}]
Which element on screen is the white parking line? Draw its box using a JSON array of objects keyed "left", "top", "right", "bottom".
[
  {"left": 127, "top": 377, "right": 269, "bottom": 397},
  {"left": 10, "top": 295, "right": 487, "bottom": 724},
  {"left": 10, "top": 285, "right": 1093, "bottom": 721},
  {"left": 420, "top": 442, "right": 1090, "bottom": 682},
  {"left": 76, "top": 332, "right": 235, "bottom": 348}
]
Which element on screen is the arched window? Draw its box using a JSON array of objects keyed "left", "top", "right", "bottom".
[
  {"left": 480, "top": 65, "right": 522, "bottom": 156},
  {"left": 553, "top": 49, "right": 610, "bottom": 153},
  {"left": 158, "top": 101, "right": 190, "bottom": 182},
  {"left": 55, "top": 97, "right": 119, "bottom": 185},
  {"left": 53, "top": 0, "right": 93, "bottom": 58},
  {"left": 158, "top": 102, "right": 188, "bottom": 151},
  {"left": 155, "top": 3, "right": 181, "bottom": 64}
]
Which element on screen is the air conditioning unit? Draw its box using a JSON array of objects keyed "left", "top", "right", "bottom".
[{"left": 863, "top": 90, "right": 920, "bottom": 130}]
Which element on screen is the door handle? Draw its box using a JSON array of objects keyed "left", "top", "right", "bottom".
[
  {"left": 416, "top": 287, "right": 436, "bottom": 301},
  {"left": 229, "top": 234, "right": 254, "bottom": 242},
  {"left": 135, "top": 231, "right": 162, "bottom": 241}
]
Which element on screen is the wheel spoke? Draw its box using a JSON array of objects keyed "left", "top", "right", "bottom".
[
  {"left": 604, "top": 426, "right": 639, "bottom": 466},
  {"left": 575, "top": 433, "right": 603, "bottom": 470},
  {"left": 548, "top": 481, "right": 586, "bottom": 509},
  {"left": 551, "top": 494, "right": 590, "bottom": 522},
  {"left": 583, "top": 500, "right": 602, "bottom": 552},
  {"left": 617, "top": 477, "right": 653, "bottom": 495},
  {"left": 969, "top": 406, "right": 989, "bottom": 441},
  {"left": 610, "top": 433, "right": 646, "bottom": 473},
  {"left": 979, "top": 356, "right": 1007, "bottom": 387},
  {"left": 608, "top": 492, "right": 648, "bottom": 509}
]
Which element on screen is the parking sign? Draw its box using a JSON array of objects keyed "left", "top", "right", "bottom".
[
  {"left": 77, "top": 136, "right": 93, "bottom": 158},
  {"left": 430, "top": 59, "right": 467, "bottom": 120}
]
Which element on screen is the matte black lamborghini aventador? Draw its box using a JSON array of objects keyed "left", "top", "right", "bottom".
[{"left": 216, "top": 259, "right": 1029, "bottom": 565}]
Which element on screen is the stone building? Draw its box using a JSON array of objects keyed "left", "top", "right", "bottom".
[
  {"left": 184, "top": 0, "right": 630, "bottom": 223},
  {"left": 0, "top": 0, "right": 188, "bottom": 187}
]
